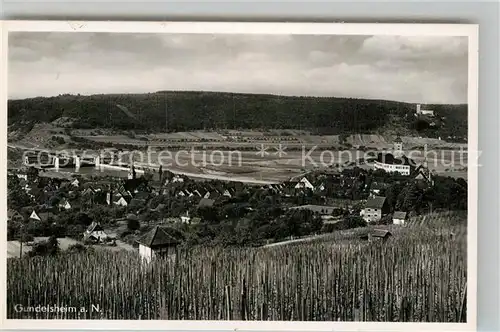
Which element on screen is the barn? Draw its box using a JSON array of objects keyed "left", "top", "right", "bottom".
[{"left": 393, "top": 211, "right": 408, "bottom": 225}]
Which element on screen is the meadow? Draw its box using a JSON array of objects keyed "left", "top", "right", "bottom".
[{"left": 7, "top": 212, "right": 467, "bottom": 322}]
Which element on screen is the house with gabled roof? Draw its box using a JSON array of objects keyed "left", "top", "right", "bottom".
[
  {"left": 360, "top": 196, "right": 389, "bottom": 223},
  {"left": 113, "top": 195, "right": 129, "bottom": 207},
  {"left": 8, "top": 210, "right": 24, "bottom": 223},
  {"left": 359, "top": 229, "right": 392, "bottom": 242},
  {"left": 58, "top": 198, "right": 72, "bottom": 211},
  {"left": 393, "top": 211, "right": 408, "bottom": 225},
  {"left": 83, "top": 222, "right": 108, "bottom": 243},
  {"left": 294, "top": 177, "right": 314, "bottom": 190},
  {"left": 411, "top": 159, "right": 434, "bottom": 186},
  {"left": 81, "top": 186, "right": 96, "bottom": 197},
  {"left": 137, "top": 226, "right": 181, "bottom": 263},
  {"left": 29, "top": 210, "right": 55, "bottom": 223}
]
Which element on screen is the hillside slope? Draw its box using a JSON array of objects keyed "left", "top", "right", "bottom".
[{"left": 8, "top": 91, "right": 468, "bottom": 140}]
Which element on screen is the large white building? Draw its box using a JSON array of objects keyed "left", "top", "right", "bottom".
[{"left": 373, "top": 136, "right": 416, "bottom": 176}]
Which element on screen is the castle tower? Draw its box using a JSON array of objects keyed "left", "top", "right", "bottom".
[
  {"left": 416, "top": 104, "right": 421, "bottom": 115},
  {"left": 393, "top": 135, "right": 403, "bottom": 157}
]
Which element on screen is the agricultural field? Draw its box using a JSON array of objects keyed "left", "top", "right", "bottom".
[
  {"left": 7, "top": 237, "right": 134, "bottom": 259},
  {"left": 7, "top": 212, "right": 467, "bottom": 322},
  {"left": 7, "top": 126, "right": 468, "bottom": 183},
  {"left": 115, "top": 146, "right": 467, "bottom": 183}
]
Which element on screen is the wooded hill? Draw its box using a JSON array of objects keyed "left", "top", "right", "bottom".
[{"left": 8, "top": 91, "right": 468, "bottom": 139}]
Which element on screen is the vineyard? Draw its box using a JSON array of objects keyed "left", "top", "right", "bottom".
[{"left": 7, "top": 213, "right": 467, "bottom": 322}]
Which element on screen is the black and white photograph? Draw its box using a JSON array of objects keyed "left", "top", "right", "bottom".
[{"left": 1, "top": 21, "right": 478, "bottom": 330}]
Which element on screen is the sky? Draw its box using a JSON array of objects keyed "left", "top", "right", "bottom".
[{"left": 8, "top": 32, "right": 468, "bottom": 104}]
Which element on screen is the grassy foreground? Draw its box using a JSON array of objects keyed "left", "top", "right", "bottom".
[{"left": 7, "top": 212, "right": 467, "bottom": 322}]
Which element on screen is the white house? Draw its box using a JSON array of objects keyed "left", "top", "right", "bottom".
[
  {"left": 180, "top": 211, "right": 191, "bottom": 223},
  {"left": 71, "top": 179, "right": 80, "bottom": 187},
  {"left": 83, "top": 222, "right": 108, "bottom": 242},
  {"left": 113, "top": 196, "right": 128, "bottom": 207},
  {"left": 294, "top": 177, "right": 314, "bottom": 190},
  {"left": 137, "top": 226, "right": 180, "bottom": 263},
  {"left": 16, "top": 173, "right": 28, "bottom": 181},
  {"left": 360, "top": 196, "right": 389, "bottom": 223},
  {"left": 412, "top": 159, "right": 434, "bottom": 186},
  {"left": 172, "top": 175, "right": 184, "bottom": 183},
  {"left": 223, "top": 189, "right": 232, "bottom": 198},
  {"left": 28, "top": 210, "right": 54, "bottom": 222},
  {"left": 393, "top": 211, "right": 408, "bottom": 225},
  {"left": 29, "top": 210, "right": 41, "bottom": 221}
]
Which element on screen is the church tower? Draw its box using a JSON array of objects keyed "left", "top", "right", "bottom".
[{"left": 393, "top": 135, "right": 403, "bottom": 157}]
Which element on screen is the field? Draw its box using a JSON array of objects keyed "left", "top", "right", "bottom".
[
  {"left": 113, "top": 147, "right": 467, "bottom": 183},
  {"left": 8, "top": 127, "right": 468, "bottom": 183},
  {"left": 7, "top": 237, "right": 81, "bottom": 259},
  {"left": 7, "top": 212, "right": 467, "bottom": 321},
  {"left": 7, "top": 237, "right": 134, "bottom": 259}
]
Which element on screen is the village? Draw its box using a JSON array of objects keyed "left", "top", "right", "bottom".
[
  {"left": 7, "top": 137, "right": 467, "bottom": 262},
  {"left": 5, "top": 29, "right": 474, "bottom": 322}
]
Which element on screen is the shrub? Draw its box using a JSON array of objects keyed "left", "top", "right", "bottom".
[
  {"left": 67, "top": 243, "right": 87, "bottom": 253},
  {"left": 127, "top": 218, "right": 140, "bottom": 231},
  {"left": 28, "top": 236, "right": 60, "bottom": 257}
]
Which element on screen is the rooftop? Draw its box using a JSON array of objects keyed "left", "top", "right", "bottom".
[
  {"left": 365, "top": 196, "right": 387, "bottom": 209},
  {"left": 137, "top": 226, "right": 181, "bottom": 248},
  {"left": 393, "top": 211, "right": 408, "bottom": 219}
]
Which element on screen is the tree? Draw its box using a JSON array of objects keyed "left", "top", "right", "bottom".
[
  {"left": 29, "top": 235, "right": 60, "bottom": 257},
  {"left": 342, "top": 215, "right": 367, "bottom": 229},
  {"left": 27, "top": 167, "right": 39, "bottom": 182},
  {"left": 396, "top": 182, "right": 423, "bottom": 212},
  {"left": 8, "top": 187, "right": 32, "bottom": 210},
  {"left": 127, "top": 218, "right": 140, "bottom": 231}
]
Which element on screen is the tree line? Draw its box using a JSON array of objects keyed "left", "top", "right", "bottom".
[{"left": 8, "top": 91, "right": 467, "bottom": 137}]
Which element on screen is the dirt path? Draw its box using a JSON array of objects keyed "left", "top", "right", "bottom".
[{"left": 261, "top": 233, "right": 332, "bottom": 248}]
